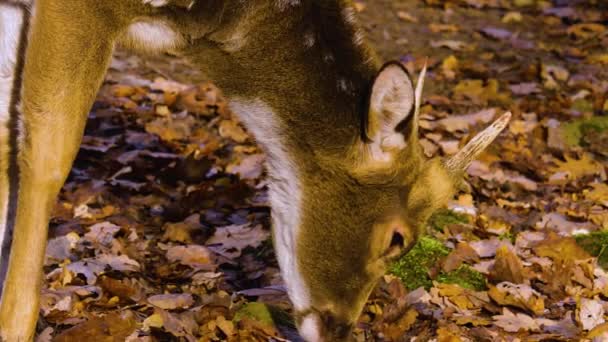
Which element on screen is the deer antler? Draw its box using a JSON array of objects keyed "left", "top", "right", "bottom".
[{"left": 445, "top": 111, "right": 512, "bottom": 172}]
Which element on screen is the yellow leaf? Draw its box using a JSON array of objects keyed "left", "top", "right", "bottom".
[
  {"left": 488, "top": 282, "right": 545, "bottom": 315},
  {"left": 551, "top": 154, "right": 603, "bottom": 180},
  {"left": 587, "top": 54, "right": 608, "bottom": 65},
  {"left": 143, "top": 313, "right": 164, "bottom": 330},
  {"left": 567, "top": 23, "right": 606, "bottom": 39},
  {"left": 585, "top": 183, "right": 608, "bottom": 206},
  {"left": 441, "top": 55, "right": 459, "bottom": 79}
]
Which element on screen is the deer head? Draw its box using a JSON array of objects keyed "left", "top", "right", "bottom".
[{"left": 280, "top": 63, "right": 511, "bottom": 341}]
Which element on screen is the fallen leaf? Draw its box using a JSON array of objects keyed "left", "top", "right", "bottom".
[
  {"left": 550, "top": 154, "right": 603, "bottom": 181},
  {"left": 219, "top": 119, "right": 249, "bottom": 143},
  {"left": 54, "top": 311, "right": 137, "bottom": 342},
  {"left": 165, "top": 245, "right": 215, "bottom": 269},
  {"left": 205, "top": 224, "right": 270, "bottom": 258},
  {"left": 442, "top": 242, "right": 479, "bottom": 273},
  {"left": 493, "top": 308, "right": 540, "bottom": 333},
  {"left": 578, "top": 298, "right": 606, "bottom": 331},
  {"left": 490, "top": 245, "right": 528, "bottom": 284},
  {"left": 148, "top": 293, "right": 194, "bottom": 310},
  {"left": 488, "top": 282, "right": 545, "bottom": 315}
]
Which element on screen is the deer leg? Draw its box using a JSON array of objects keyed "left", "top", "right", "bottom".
[{"left": 0, "top": 1, "right": 120, "bottom": 340}]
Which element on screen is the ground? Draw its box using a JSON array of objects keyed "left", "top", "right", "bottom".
[{"left": 37, "top": 1, "right": 608, "bottom": 341}]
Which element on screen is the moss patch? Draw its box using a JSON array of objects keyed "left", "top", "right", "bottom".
[
  {"left": 436, "top": 265, "right": 487, "bottom": 291},
  {"left": 575, "top": 231, "right": 608, "bottom": 268},
  {"left": 233, "top": 302, "right": 293, "bottom": 328},
  {"left": 233, "top": 302, "right": 275, "bottom": 325},
  {"left": 428, "top": 209, "right": 469, "bottom": 232},
  {"left": 562, "top": 116, "right": 608, "bottom": 146},
  {"left": 389, "top": 236, "right": 450, "bottom": 290}
]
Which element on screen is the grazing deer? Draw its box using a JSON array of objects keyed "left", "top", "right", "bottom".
[{"left": 0, "top": 0, "right": 510, "bottom": 340}]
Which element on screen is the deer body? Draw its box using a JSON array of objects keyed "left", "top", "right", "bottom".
[{"left": 0, "top": 1, "right": 509, "bottom": 340}]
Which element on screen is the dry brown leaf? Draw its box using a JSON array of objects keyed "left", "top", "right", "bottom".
[
  {"left": 158, "top": 309, "right": 198, "bottom": 340},
  {"left": 437, "top": 108, "right": 497, "bottom": 133},
  {"left": 534, "top": 235, "right": 591, "bottom": 262},
  {"left": 493, "top": 308, "right": 540, "bottom": 333},
  {"left": 219, "top": 119, "right": 249, "bottom": 143},
  {"left": 488, "top": 282, "right": 545, "bottom": 315},
  {"left": 442, "top": 241, "right": 479, "bottom": 272},
  {"left": 588, "top": 322, "right": 608, "bottom": 339},
  {"left": 226, "top": 154, "right": 265, "bottom": 180},
  {"left": 578, "top": 298, "right": 606, "bottom": 331},
  {"left": 436, "top": 283, "right": 488, "bottom": 310},
  {"left": 437, "top": 325, "right": 463, "bottom": 342},
  {"left": 490, "top": 244, "right": 528, "bottom": 284},
  {"left": 550, "top": 154, "right": 604, "bottom": 181},
  {"left": 54, "top": 311, "right": 137, "bottom": 342},
  {"left": 205, "top": 224, "right": 270, "bottom": 259},
  {"left": 148, "top": 293, "right": 194, "bottom": 310},
  {"left": 535, "top": 212, "right": 595, "bottom": 235},
  {"left": 99, "top": 276, "right": 144, "bottom": 302},
  {"left": 567, "top": 23, "right": 606, "bottom": 39},
  {"left": 84, "top": 221, "right": 121, "bottom": 246},
  {"left": 382, "top": 308, "right": 418, "bottom": 340},
  {"left": 452, "top": 80, "right": 509, "bottom": 105},
  {"left": 586, "top": 183, "right": 608, "bottom": 207},
  {"left": 165, "top": 245, "right": 215, "bottom": 269},
  {"left": 162, "top": 214, "right": 202, "bottom": 243},
  {"left": 176, "top": 82, "right": 224, "bottom": 117}
]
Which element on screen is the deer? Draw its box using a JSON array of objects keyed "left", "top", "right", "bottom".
[{"left": 0, "top": 0, "right": 510, "bottom": 340}]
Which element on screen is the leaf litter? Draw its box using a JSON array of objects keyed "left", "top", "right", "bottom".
[{"left": 38, "top": 1, "right": 608, "bottom": 341}]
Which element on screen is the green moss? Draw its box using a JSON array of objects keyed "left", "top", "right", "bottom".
[
  {"left": 428, "top": 209, "right": 469, "bottom": 232},
  {"left": 436, "top": 265, "right": 487, "bottom": 291},
  {"left": 389, "top": 237, "right": 450, "bottom": 290},
  {"left": 234, "top": 302, "right": 274, "bottom": 325},
  {"left": 498, "top": 232, "right": 515, "bottom": 244},
  {"left": 575, "top": 231, "right": 608, "bottom": 268},
  {"left": 562, "top": 116, "right": 608, "bottom": 146},
  {"left": 571, "top": 99, "right": 594, "bottom": 114},
  {"left": 233, "top": 302, "right": 293, "bottom": 328}
]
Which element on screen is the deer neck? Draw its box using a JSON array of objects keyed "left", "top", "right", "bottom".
[{"left": 186, "top": 1, "right": 378, "bottom": 311}]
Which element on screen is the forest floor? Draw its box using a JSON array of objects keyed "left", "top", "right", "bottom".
[{"left": 38, "top": 0, "right": 608, "bottom": 341}]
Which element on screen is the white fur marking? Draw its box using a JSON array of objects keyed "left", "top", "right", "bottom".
[
  {"left": 299, "top": 315, "right": 322, "bottom": 342},
  {"left": 142, "top": 0, "right": 169, "bottom": 7},
  {"left": 0, "top": 3, "right": 23, "bottom": 286},
  {"left": 0, "top": 5, "right": 22, "bottom": 119},
  {"left": 228, "top": 98, "right": 310, "bottom": 311},
  {"left": 124, "top": 21, "right": 183, "bottom": 52}
]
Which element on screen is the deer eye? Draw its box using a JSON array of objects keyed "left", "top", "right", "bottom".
[
  {"left": 383, "top": 230, "right": 406, "bottom": 260},
  {"left": 389, "top": 231, "right": 404, "bottom": 248}
]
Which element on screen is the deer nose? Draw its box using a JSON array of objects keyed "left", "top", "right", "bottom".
[{"left": 319, "top": 311, "right": 354, "bottom": 341}]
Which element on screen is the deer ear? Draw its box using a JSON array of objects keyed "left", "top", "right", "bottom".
[{"left": 363, "top": 62, "right": 425, "bottom": 165}]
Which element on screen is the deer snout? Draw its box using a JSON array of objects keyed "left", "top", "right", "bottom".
[{"left": 297, "top": 310, "right": 354, "bottom": 342}]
